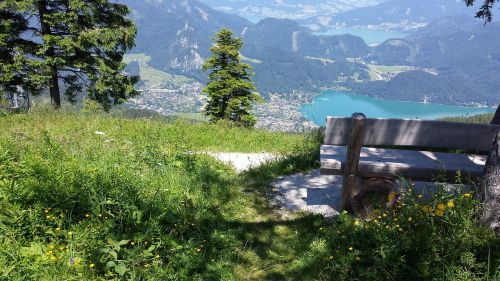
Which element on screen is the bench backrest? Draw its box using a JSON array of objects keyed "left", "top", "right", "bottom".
[{"left": 324, "top": 117, "right": 500, "bottom": 153}]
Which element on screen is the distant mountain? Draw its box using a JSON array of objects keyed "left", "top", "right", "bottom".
[
  {"left": 242, "top": 18, "right": 369, "bottom": 59},
  {"left": 118, "top": 0, "right": 250, "bottom": 78},
  {"left": 300, "top": 0, "right": 475, "bottom": 32},
  {"left": 350, "top": 16, "right": 500, "bottom": 105},
  {"left": 117, "top": 1, "right": 371, "bottom": 95},
  {"left": 116, "top": 1, "right": 499, "bottom": 106},
  {"left": 240, "top": 19, "right": 370, "bottom": 93},
  {"left": 198, "top": 0, "right": 385, "bottom": 22}
]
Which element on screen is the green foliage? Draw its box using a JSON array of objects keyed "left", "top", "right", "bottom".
[
  {"left": 321, "top": 186, "right": 498, "bottom": 280},
  {"left": 202, "top": 28, "right": 262, "bottom": 127},
  {"left": 0, "top": 110, "right": 311, "bottom": 280},
  {"left": 0, "top": 0, "right": 139, "bottom": 109},
  {"left": 0, "top": 111, "right": 497, "bottom": 280},
  {"left": 440, "top": 113, "right": 495, "bottom": 124},
  {"left": 0, "top": 1, "right": 46, "bottom": 96},
  {"left": 464, "top": 0, "right": 499, "bottom": 21}
]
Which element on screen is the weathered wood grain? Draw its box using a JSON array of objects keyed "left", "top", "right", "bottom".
[
  {"left": 341, "top": 113, "right": 365, "bottom": 211},
  {"left": 321, "top": 145, "right": 486, "bottom": 181},
  {"left": 481, "top": 131, "right": 500, "bottom": 233},
  {"left": 323, "top": 117, "right": 500, "bottom": 152}
]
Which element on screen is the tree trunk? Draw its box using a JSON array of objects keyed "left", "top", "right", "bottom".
[
  {"left": 492, "top": 104, "right": 500, "bottom": 125},
  {"left": 38, "top": 0, "right": 61, "bottom": 108},
  {"left": 481, "top": 130, "right": 500, "bottom": 233}
]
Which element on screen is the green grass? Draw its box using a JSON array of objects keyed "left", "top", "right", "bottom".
[
  {"left": 0, "top": 109, "right": 498, "bottom": 280},
  {"left": 440, "top": 112, "right": 495, "bottom": 124},
  {"left": 123, "top": 53, "right": 194, "bottom": 88}
]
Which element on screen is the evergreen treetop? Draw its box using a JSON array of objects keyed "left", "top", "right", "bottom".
[{"left": 202, "top": 28, "right": 261, "bottom": 127}]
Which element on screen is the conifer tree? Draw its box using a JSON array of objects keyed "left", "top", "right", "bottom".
[
  {"left": 202, "top": 28, "right": 261, "bottom": 127},
  {"left": 0, "top": 0, "right": 139, "bottom": 110},
  {"left": 0, "top": 1, "right": 45, "bottom": 99},
  {"left": 464, "top": 0, "right": 499, "bottom": 21}
]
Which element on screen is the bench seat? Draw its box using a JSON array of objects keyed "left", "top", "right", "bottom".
[{"left": 320, "top": 145, "right": 487, "bottom": 181}]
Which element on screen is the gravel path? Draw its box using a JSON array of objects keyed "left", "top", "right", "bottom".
[
  {"left": 206, "top": 152, "right": 278, "bottom": 172},
  {"left": 207, "top": 152, "right": 470, "bottom": 218},
  {"left": 207, "top": 152, "right": 342, "bottom": 217},
  {"left": 271, "top": 170, "right": 343, "bottom": 217}
]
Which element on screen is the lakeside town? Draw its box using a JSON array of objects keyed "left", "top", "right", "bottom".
[{"left": 127, "top": 83, "right": 318, "bottom": 132}]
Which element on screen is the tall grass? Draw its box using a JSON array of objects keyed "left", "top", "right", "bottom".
[
  {"left": 440, "top": 113, "right": 494, "bottom": 124},
  {"left": 0, "top": 110, "right": 498, "bottom": 280}
]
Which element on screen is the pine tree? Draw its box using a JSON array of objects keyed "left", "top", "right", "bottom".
[
  {"left": 0, "top": 0, "right": 139, "bottom": 110},
  {"left": 202, "top": 28, "right": 261, "bottom": 127},
  {"left": 0, "top": 1, "right": 45, "bottom": 100}
]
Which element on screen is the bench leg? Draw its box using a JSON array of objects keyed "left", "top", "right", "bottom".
[{"left": 341, "top": 113, "right": 366, "bottom": 211}]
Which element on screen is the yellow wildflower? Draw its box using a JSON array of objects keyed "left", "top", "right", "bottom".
[
  {"left": 436, "top": 209, "right": 445, "bottom": 217},
  {"left": 421, "top": 205, "right": 430, "bottom": 213},
  {"left": 348, "top": 246, "right": 353, "bottom": 251},
  {"left": 56, "top": 227, "right": 61, "bottom": 231},
  {"left": 89, "top": 263, "right": 95, "bottom": 268},
  {"left": 464, "top": 193, "right": 472, "bottom": 198},
  {"left": 437, "top": 203, "right": 445, "bottom": 210},
  {"left": 447, "top": 200, "right": 455, "bottom": 208},
  {"left": 387, "top": 192, "right": 397, "bottom": 202},
  {"left": 130, "top": 241, "right": 135, "bottom": 246},
  {"left": 354, "top": 220, "right": 361, "bottom": 226},
  {"left": 329, "top": 256, "right": 334, "bottom": 260},
  {"left": 85, "top": 214, "right": 90, "bottom": 218}
]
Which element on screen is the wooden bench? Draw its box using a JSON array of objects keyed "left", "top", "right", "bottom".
[{"left": 320, "top": 113, "right": 500, "bottom": 210}]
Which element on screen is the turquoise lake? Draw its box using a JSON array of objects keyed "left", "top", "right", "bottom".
[
  {"left": 313, "top": 28, "right": 408, "bottom": 44},
  {"left": 301, "top": 91, "right": 496, "bottom": 126}
]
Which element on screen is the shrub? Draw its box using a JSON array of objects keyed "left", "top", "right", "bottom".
[{"left": 322, "top": 184, "right": 499, "bottom": 280}]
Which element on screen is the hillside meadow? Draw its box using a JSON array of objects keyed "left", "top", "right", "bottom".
[{"left": 0, "top": 109, "right": 498, "bottom": 280}]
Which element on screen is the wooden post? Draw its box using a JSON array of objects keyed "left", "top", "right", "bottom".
[
  {"left": 491, "top": 104, "right": 500, "bottom": 125},
  {"left": 341, "top": 113, "right": 366, "bottom": 211},
  {"left": 481, "top": 130, "right": 500, "bottom": 233}
]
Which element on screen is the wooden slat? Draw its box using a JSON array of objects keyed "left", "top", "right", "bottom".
[
  {"left": 320, "top": 145, "right": 487, "bottom": 181},
  {"left": 323, "top": 117, "right": 500, "bottom": 152},
  {"left": 323, "top": 117, "right": 350, "bottom": 146}
]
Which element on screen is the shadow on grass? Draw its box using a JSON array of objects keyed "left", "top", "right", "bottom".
[{"left": 213, "top": 130, "right": 332, "bottom": 280}]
